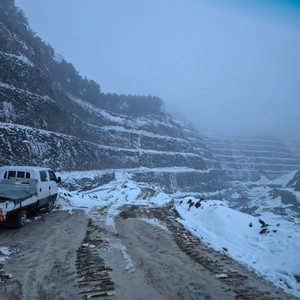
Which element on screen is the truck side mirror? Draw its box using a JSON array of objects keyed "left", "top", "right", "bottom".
[{"left": 57, "top": 177, "right": 61, "bottom": 184}]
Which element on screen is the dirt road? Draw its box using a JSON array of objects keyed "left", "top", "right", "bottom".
[
  {"left": 0, "top": 210, "right": 87, "bottom": 300},
  {"left": 0, "top": 206, "right": 298, "bottom": 300}
]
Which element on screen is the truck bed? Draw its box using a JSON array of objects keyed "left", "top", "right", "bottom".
[{"left": 0, "top": 178, "right": 37, "bottom": 204}]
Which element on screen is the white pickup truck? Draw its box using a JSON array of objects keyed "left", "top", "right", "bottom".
[{"left": 0, "top": 166, "right": 61, "bottom": 227}]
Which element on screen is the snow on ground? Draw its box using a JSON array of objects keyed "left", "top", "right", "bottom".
[
  {"left": 96, "top": 124, "right": 190, "bottom": 144},
  {"left": 139, "top": 218, "right": 168, "bottom": 232},
  {"left": 0, "top": 247, "right": 11, "bottom": 263},
  {"left": 57, "top": 171, "right": 300, "bottom": 297},
  {"left": 175, "top": 198, "right": 300, "bottom": 298},
  {"left": 0, "top": 247, "right": 13, "bottom": 282},
  {"left": 0, "top": 51, "right": 35, "bottom": 67},
  {"left": 57, "top": 171, "right": 171, "bottom": 213},
  {"left": 59, "top": 167, "right": 208, "bottom": 180}
]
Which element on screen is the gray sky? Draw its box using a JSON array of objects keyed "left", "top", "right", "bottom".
[{"left": 15, "top": 0, "right": 300, "bottom": 139}]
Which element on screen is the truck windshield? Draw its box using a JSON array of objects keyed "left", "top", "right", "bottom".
[{"left": 48, "top": 171, "right": 57, "bottom": 182}]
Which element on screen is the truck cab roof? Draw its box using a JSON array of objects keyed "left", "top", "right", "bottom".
[{"left": 0, "top": 166, "right": 54, "bottom": 172}]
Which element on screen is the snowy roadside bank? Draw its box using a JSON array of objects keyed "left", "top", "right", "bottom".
[{"left": 175, "top": 198, "right": 300, "bottom": 298}]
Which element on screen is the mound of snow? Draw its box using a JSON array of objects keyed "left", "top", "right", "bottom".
[{"left": 176, "top": 198, "right": 300, "bottom": 297}]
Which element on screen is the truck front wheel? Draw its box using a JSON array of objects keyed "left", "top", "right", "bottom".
[{"left": 45, "top": 196, "right": 55, "bottom": 212}]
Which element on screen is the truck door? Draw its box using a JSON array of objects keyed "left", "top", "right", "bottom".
[
  {"left": 47, "top": 170, "right": 58, "bottom": 197},
  {"left": 38, "top": 170, "right": 49, "bottom": 206}
]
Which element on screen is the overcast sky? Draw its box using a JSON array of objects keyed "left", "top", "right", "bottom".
[{"left": 15, "top": 0, "right": 300, "bottom": 139}]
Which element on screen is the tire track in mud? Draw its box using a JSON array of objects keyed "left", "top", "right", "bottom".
[
  {"left": 118, "top": 205, "right": 298, "bottom": 300},
  {"left": 76, "top": 208, "right": 116, "bottom": 299}
]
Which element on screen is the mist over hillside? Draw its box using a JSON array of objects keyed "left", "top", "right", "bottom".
[{"left": 14, "top": 0, "right": 300, "bottom": 141}]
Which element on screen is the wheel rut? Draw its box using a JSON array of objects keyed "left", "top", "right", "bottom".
[
  {"left": 117, "top": 204, "right": 298, "bottom": 300},
  {"left": 76, "top": 208, "right": 115, "bottom": 299}
]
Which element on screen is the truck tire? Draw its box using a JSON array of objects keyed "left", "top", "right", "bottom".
[
  {"left": 45, "top": 195, "right": 55, "bottom": 212},
  {"left": 15, "top": 209, "right": 28, "bottom": 228}
]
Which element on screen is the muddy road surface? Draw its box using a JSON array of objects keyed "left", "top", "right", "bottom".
[
  {"left": 0, "top": 210, "right": 87, "bottom": 300},
  {"left": 0, "top": 206, "right": 298, "bottom": 300}
]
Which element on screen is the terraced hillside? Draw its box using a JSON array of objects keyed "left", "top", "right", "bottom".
[
  {"left": 203, "top": 135, "right": 300, "bottom": 181},
  {"left": 286, "top": 140, "right": 300, "bottom": 159},
  {"left": 0, "top": 1, "right": 229, "bottom": 193},
  {"left": 1, "top": 1, "right": 298, "bottom": 194}
]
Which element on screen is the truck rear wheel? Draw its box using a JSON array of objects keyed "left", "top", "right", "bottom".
[{"left": 15, "top": 209, "right": 27, "bottom": 227}]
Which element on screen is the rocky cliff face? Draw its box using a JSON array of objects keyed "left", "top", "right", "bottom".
[
  {"left": 0, "top": 1, "right": 299, "bottom": 195},
  {"left": 0, "top": 1, "right": 228, "bottom": 193}
]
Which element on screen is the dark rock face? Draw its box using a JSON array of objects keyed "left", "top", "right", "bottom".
[
  {"left": 180, "top": 122, "right": 222, "bottom": 170},
  {"left": 132, "top": 169, "right": 228, "bottom": 193},
  {"left": 0, "top": 124, "right": 139, "bottom": 171},
  {"left": 62, "top": 172, "right": 115, "bottom": 192}
]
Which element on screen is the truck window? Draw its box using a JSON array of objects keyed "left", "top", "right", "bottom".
[
  {"left": 17, "top": 171, "right": 25, "bottom": 178},
  {"left": 26, "top": 172, "right": 30, "bottom": 178},
  {"left": 48, "top": 170, "right": 57, "bottom": 182},
  {"left": 4, "top": 171, "right": 7, "bottom": 179},
  {"left": 8, "top": 171, "right": 16, "bottom": 178},
  {"left": 39, "top": 171, "right": 48, "bottom": 182}
]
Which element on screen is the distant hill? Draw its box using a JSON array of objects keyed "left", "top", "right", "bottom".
[{"left": 203, "top": 134, "right": 300, "bottom": 181}]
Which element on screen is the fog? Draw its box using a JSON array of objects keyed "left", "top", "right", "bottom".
[{"left": 15, "top": 0, "right": 300, "bottom": 140}]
